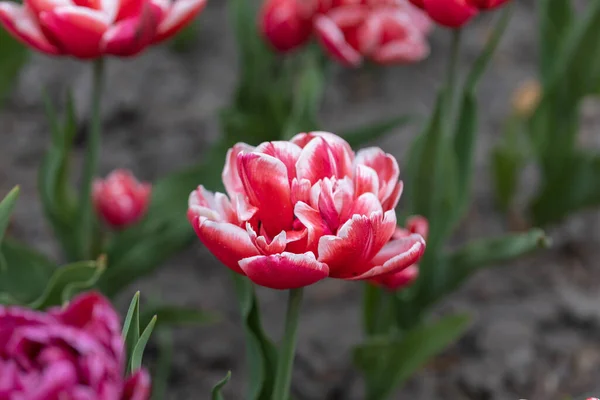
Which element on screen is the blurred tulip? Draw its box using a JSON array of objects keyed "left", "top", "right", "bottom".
[
  {"left": 188, "top": 132, "right": 426, "bottom": 290},
  {"left": 370, "top": 215, "right": 428, "bottom": 291},
  {"left": 93, "top": 169, "right": 151, "bottom": 229},
  {"left": 0, "top": 0, "right": 207, "bottom": 59},
  {"left": 314, "top": 1, "right": 431, "bottom": 66},
  {"left": 420, "top": 0, "right": 478, "bottom": 28},
  {"left": 0, "top": 291, "right": 150, "bottom": 399},
  {"left": 469, "top": 0, "right": 510, "bottom": 9},
  {"left": 260, "top": 0, "right": 313, "bottom": 52}
]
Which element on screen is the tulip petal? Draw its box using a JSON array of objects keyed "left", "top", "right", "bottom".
[
  {"left": 239, "top": 252, "right": 329, "bottom": 290},
  {"left": 422, "top": 0, "right": 477, "bottom": 28},
  {"left": 371, "top": 264, "right": 419, "bottom": 291},
  {"left": 350, "top": 233, "right": 425, "bottom": 280},
  {"left": 351, "top": 192, "right": 383, "bottom": 217},
  {"left": 256, "top": 141, "right": 302, "bottom": 182},
  {"left": 101, "top": 1, "right": 162, "bottom": 56},
  {"left": 247, "top": 223, "right": 287, "bottom": 255},
  {"left": 260, "top": 0, "right": 313, "bottom": 52},
  {"left": 238, "top": 152, "right": 294, "bottom": 236},
  {"left": 353, "top": 164, "right": 380, "bottom": 198},
  {"left": 153, "top": 0, "right": 206, "bottom": 43},
  {"left": 355, "top": 147, "right": 400, "bottom": 203},
  {"left": 121, "top": 369, "right": 151, "bottom": 400},
  {"left": 0, "top": 3, "right": 60, "bottom": 54},
  {"left": 222, "top": 143, "right": 255, "bottom": 199},
  {"left": 406, "top": 215, "right": 429, "bottom": 238},
  {"left": 39, "top": 5, "right": 110, "bottom": 58},
  {"left": 192, "top": 217, "right": 259, "bottom": 274},
  {"left": 296, "top": 136, "right": 340, "bottom": 184},
  {"left": 291, "top": 178, "right": 312, "bottom": 204},
  {"left": 294, "top": 201, "right": 331, "bottom": 253},
  {"left": 292, "top": 131, "right": 354, "bottom": 176},
  {"left": 319, "top": 210, "right": 396, "bottom": 278},
  {"left": 381, "top": 181, "right": 403, "bottom": 211},
  {"left": 314, "top": 14, "right": 362, "bottom": 66},
  {"left": 187, "top": 186, "right": 236, "bottom": 224},
  {"left": 372, "top": 34, "right": 430, "bottom": 64}
]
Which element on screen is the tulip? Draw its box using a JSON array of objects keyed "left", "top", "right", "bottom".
[
  {"left": 314, "top": 0, "right": 431, "bottom": 66},
  {"left": 93, "top": 169, "right": 151, "bottom": 229},
  {"left": 0, "top": 292, "right": 150, "bottom": 399},
  {"left": 369, "top": 215, "right": 428, "bottom": 291},
  {"left": 0, "top": 0, "right": 207, "bottom": 58},
  {"left": 260, "top": 0, "right": 314, "bottom": 52},
  {"left": 188, "top": 132, "right": 426, "bottom": 290},
  {"left": 418, "top": 0, "right": 478, "bottom": 28},
  {"left": 468, "top": 0, "right": 510, "bottom": 9}
]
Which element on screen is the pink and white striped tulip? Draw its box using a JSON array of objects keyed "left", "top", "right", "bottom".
[
  {"left": 188, "top": 132, "right": 426, "bottom": 290},
  {"left": 0, "top": 0, "right": 207, "bottom": 59},
  {"left": 93, "top": 169, "right": 151, "bottom": 229},
  {"left": 369, "top": 215, "right": 428, "bottom": 291}
]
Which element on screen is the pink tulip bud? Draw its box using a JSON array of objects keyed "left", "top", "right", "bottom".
[
  {"left": 260, "top": 0, "right": 314, "bottom": 52},
  {"left": 93, "top": 169, "right": 151, "bottom": 230},
  {"left": 188, "top": 132, "right": 426, "bottom": 290},
  {"left": 0, "top": 292, "right": 150, "bottom": 399},
  {"left": 0, "top": 0, "right": 207, "bottom": 59},
  {"left": 420, "top": 0, "right": 478, "bottom": 28}
]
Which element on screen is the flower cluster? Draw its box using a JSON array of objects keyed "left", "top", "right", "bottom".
[
  {"left": 408, "top": 0, "right": 509, "bottom": 27},
  {"left": 261, "top": 0, "right": 432, "bottom": 66},
  {"left": 0, "top": 0, "right": 207, "bottom": 58},
  {"left": 188, "top": 132, "right": 426, "bottom": 290},
  {"left": 0, "top": 292, "right": 150, "bottom": 399}
]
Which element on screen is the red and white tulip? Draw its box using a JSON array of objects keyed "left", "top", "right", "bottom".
[
  {"left": 0, "top": 0, "right": 207, "bottom": 58},
  {"left": 188, "top": 132, "right": 426, "bottom": 290}
]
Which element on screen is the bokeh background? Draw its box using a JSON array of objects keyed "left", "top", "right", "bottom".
[{"left": 2, "top": 0, "right": 600, "bottom": 398}]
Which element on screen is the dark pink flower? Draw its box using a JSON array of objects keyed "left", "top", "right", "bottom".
[
  {"left": 188, "top": 132, "right": 426, "bottom": 290},
  {"left": 369, "top": 215, "right": 428, "bottom": 291},
  {"left": 0, "top": 292, "right": 150, "bottom": 399},
  {"left": 93, "top": 169, "right": 152, "bottom": 230},
  {"left": 0, "top": 0, "right": 207, "bottom": 59},
  {"left": 410, "top": 0, "right": 510, "bottom": 28}
]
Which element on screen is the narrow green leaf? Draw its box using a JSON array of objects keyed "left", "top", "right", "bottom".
[
  {"left": 29, "top": 259, "right": 104, "bottom": 310},
  {"left": 354, "top": 314, "right": 471, "bottom": 400},
  {"left": 442, "top": 229, "right": 549, "bottom": 299},
  {"left": 0, "top": 239, "right": 57, "bottom": 304},
  {"left": 122, "top": 291, "right": 141, "bottom": 365},
  {"left": 363, "top": 284, "right": 383, "bottom": 337},
  {"left": 212, "top": 371, "right": 232, "bottom": 400},
  {"left": 0, "top": 29, "right": 28, "bottom": 105},
  {"left": 342, "top": 115, "right": 416, "bottom": 149},
  {"left": 231, "top": 274, "right": 277, "bottom": 400},
  {"left": 0, "top": 187, "right": 19, "bottom": 245},
  {"left": 538, "top": 0, "right": 574, "bottom": 83},
  {"left": 130, "top": 316, "right": 157, "bottom": 372},
  {"left": 151, "top": 329, "right": 174, "bottom": 400}
]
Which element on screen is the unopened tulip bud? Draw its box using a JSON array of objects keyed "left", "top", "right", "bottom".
[
  {"left": 93, "top": 169, "right": 151, "bottom": 230},
  {"left": 511, "top": 80, "right": 541, "bottom": 118}
]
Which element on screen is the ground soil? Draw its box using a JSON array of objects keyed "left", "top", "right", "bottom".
[{"left": 2, "top": 1, "right": 600, "bottom": 399}]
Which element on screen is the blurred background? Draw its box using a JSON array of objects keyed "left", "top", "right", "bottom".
[{"left": 2, "top": 0, "right": 600, "bottom": 398}]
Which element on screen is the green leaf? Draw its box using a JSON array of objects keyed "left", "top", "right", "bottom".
[
  {"left": 130, "top": 315, "right": 157, "bottom": 372},
  {"left": 122, "top": 291, "right": 141, "bottom": 366},
  {"left": 168, "top": 20, "right": 199, "bottom": 53},
  {"left": 29, "top": 258, "right": 104, "bottom": 310},
  {"left": 0, "top": 239, "right": 56, "bottom": 304},
  {"left": 232, "top": 274, "right": 277, "bottom": 400},
  {"left": 0, "top": 186, "right": 19, "bottom": 246},
  {"left": 212, "top": 371, "right": 232, "bottom": 400},
  {"left": 140, "top": 305, "right": 219, "bottom": 330},
  {"left": 442, "top": 229, "right": 549, "bottom": 299},
  {"left": 538, "top": 0, "right": 574, "bottom": 83},
  {"left": 354, "top": 314, "right": 470, "bottom": 400},
  {"left": 342, "top": 115, "right": 416, "bottom": 149},
  {"left": 0, "top": 29, "right": 28, "bottom": 105}
]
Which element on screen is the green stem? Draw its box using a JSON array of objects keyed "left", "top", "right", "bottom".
[
  {"left": 444, "top": 29, "right": 462, "bottom": 128},
  {"left": 78, "top": 58, "right": 105, "bottom": 260},
  {"left": 272, "top": 288, "right": 304, "bottom": 400}
]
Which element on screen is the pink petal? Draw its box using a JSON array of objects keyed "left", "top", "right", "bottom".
[
  {"left": 296, "top": 136, "right": 339, "bottom": 184},
  {"left": 355, "top": 147, "right": 400, "bottom": 204},
  {"left": 247, "top": 223, "right": 287, "bottom": 255},
  {"left": 291, "top": 131, "right": 354, "bottom": 176},
  {"left": 372, "top": 34, "right": 429, "bottom": 64},
  {"left": 239, "top": 252, "right": 329, "bottom": 290},
  {"left": 39, "top": 5, "right": 110, "bottom": 58},
  {"left": 351, "top": 192, "right": 383, "bottom": 217},
  {"left": 353, "top": 164, "right": 380, "bottom": 198},
  {"left": 122, "top": 369, "right": 151, "bottom": 400},
  {"left": 0, "top": 3, "right": 60, "bottom": 54},
  {"left": 285, "top": 229, "right": 308, "bottom": 253},
  {"left": 255, "top": 141, "right": 302, "bottom": 182},
  {"left": 350, "top": 233, "right": 425, "bottom": 280},
  {"left": 318, "top": 210, "right": 396, "bottom": 278},
  {"left": 232, "top": 194, "right": 258, "bottom": 224},
  {"left": 406, "top": 215, "right": 428, "bottom": 238},
  {"left": 381, "top": 181, "right": 403, "bottom": 211},
  {"left": 237, "top": 152, "right": 294, "bottom": 237},
  {"left": 370, "top": 264, "right": 419, "bottom": 291},
  {"left": 314, "top": 14, "right": 362, "bottom": 66},
  {"left": 222, "top": 143, "right": 255, "bottom": 199},
  {"left": 291, "top": 178, "right": 312, "bottom": 204},
  {"left": 25, "top": 0, "right": 70, "bottom": 17},
  {"left": 187, "top": 185, "right": 236, "bottom": 224},
  {"left": 101, "top": 1, "right": 163, "bottom": 56},
  {"left": 153, "top": 0, "right": 206, "bottom": 43},
  {"left": 294, "top": 201, "right": 331, "bottom": 253},
  {"left": 192, "top": 217, "right": 260, "bottom": 274}
]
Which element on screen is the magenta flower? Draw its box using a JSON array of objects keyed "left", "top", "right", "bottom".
[
  {"left": 0, "top": 291, "right": 150, "bottom": 399},
  {"left": 188, "top": 131, "right": 426, "bottom": 290}
]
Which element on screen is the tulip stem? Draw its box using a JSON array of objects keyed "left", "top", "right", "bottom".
[
  {"left": 78, "top": 58, "right": 105, "bottom": 260},
  {"left": 272, "top": 287, "right": 304, "bottom": 400},
  {"left": 445, "top": 28, "right": 462, "bottom": 126}
]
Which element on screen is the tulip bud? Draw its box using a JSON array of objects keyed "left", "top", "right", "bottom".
[
  {"left": 421, "top": 0, "right": 478, "bottom": 28},
  {"left": 511, "top": 80, "right": 541, "bottom": 118},
  {"left": 260, "top": 0, "right": 314, "bottom": 52},
  {"left": 93, "top": 169, "right": 152, "bottom": 229}
]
